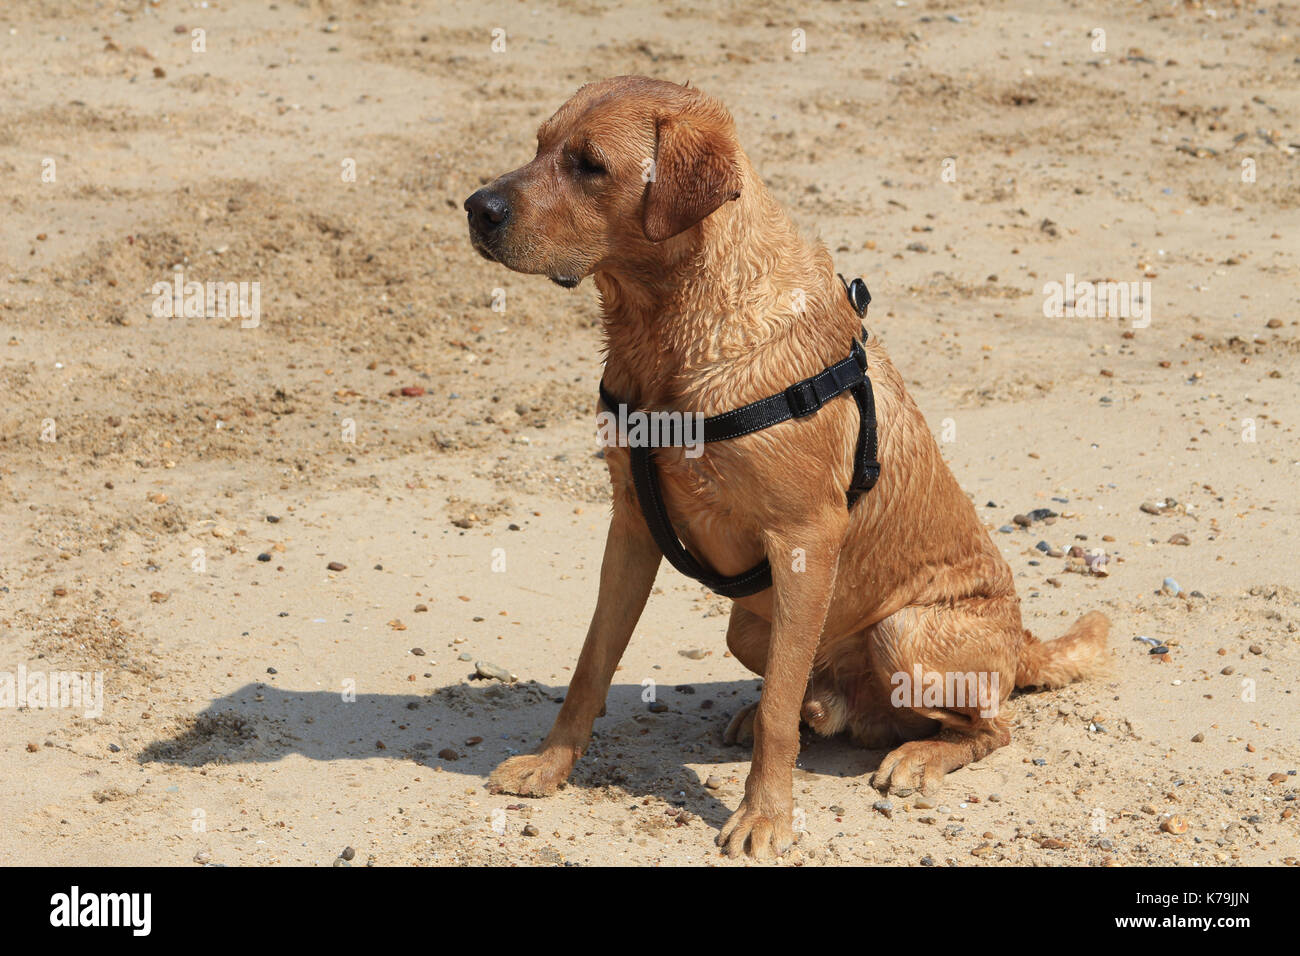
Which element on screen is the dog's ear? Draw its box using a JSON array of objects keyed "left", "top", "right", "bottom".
[{"left": 642, "top": 110, "right": 741, "bottom": 243}]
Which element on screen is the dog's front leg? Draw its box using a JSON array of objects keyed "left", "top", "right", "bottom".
[
  {"left": 717, "top": 512, "right": 846, "bottom": 859},
  {"left": 488, "top": 504, "right": 660, "bottom": 797}
]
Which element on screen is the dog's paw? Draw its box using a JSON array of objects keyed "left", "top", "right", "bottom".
[
  {"left": 487, "top": 752, "right": 573, "bottom": 797},
  {"left": 871, "top": 740, "right": 949, "bottom": 796},
  {"left": 716, "top": 798, "right": 795, "bottom": 860},
  {"left": 722, "top": 700, "right": 759, "bottom": 746}
]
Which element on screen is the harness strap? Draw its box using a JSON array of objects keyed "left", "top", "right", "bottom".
[{"left": 601, "top": 279, "right": 880, "bottom": 598}]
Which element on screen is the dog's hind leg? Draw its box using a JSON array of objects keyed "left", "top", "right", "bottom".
[{"left": 865, "top": 601, "right": 1020, "bottom": 796}]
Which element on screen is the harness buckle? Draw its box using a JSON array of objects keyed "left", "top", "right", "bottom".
[
  {"left": 851, "top": 336, "right": 868, "bottom": 371},
  {"left": 784, "top": 380, "right": 820, "bottom": 418}
]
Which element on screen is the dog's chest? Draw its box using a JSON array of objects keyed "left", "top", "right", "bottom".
[{"left": 648, "top": 445, "right": 768, "bottom": 575}]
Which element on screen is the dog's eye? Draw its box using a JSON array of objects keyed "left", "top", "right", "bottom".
[{"left": 574, "top": 152, "right": 607, "bottom": 177}]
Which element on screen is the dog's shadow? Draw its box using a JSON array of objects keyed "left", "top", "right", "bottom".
[{"left": 138, "top": 677, "right": 883, "bottom": 828}]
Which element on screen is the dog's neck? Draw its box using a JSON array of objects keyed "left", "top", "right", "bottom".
[{"left": 595, "top": 163, "right": 857, "bottom": 410}]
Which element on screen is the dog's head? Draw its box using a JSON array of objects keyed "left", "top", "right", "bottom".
[{"left": 464, "top": 76, "right": 742, "bottom": 288}]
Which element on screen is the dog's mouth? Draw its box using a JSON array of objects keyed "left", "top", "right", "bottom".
[
  {"left": 469, "top": 234, "right": 499, "bottom": 263},
  {"left": 469, "top": 230, "right": 583, "bottom": 288}
]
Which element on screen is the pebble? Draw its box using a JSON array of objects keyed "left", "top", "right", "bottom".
[
  {"left": 332, "top": 857, "right": 351, "bottom": 867},
  {"left": 1161, "top": 815, "right": 1189, "bottom": 835},
  {"left": 266, "top": 515, "right": 281, "bottom": 523},
  {"left": 410, "top": 647, "right": 426, "bottom": 656},
  {"left": 266, "top": 667, "right": 277, "bottom": 675},
  {"left": 257, "top": 553, "right": 272, "bottom": 562},
  {"left": 1168, "top": 533, "right": 1190, "bottom": 546},
  {"left": 1149, "top": 645, "right": 1170, "bottom": 656},
  {"left": 458, "top": 652, "right": 473, "bottom": 661},
  {"left": 327, "top": 561, "right": 347, "bottom": 572},
  {"left": 438, "top": 748, "right": 459, "bottom": 761},
  {"left": 1161, "top": 577, "right": 1181, "bottom": 596},
  {"left": 988, "top": 793, "right": 1001, "bottom": 802},
  {"left": 914, "top": 796, "right": 936, "bottom": 809},
  {"left": 648, "top": 701, "right": 668, "bottom": 713},
  {"left": 474, "top": 660, "right": 512, "bottom": 682},
  {"left": 1192, "top": 732, "right": 1205, "bottom": 742},
  {"left": 1249, "top": 644, "right": 1263, "bottom": 655},
  {"left": 679, "top": 648, "right": 708, "bottom": 660},
  {"left": 704, "top": 775, "right": 723, "bottom": 790},
  {"left": 414, "top": 604, "right": 429, "bottom": 613},
  {"left": 522, "top": 823, "right": 539, "bottom": 837},
  {"left": 193, "top": 850, "right": 211, "bottom": 864},
  {"left": 873, "top": 799, "right": 893, "bottom": 818},
  {"left": 340, "top": 846, "right": 355, "bottom": 861}
]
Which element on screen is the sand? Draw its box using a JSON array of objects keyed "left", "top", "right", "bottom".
[{"left": 0, "top": 0, "right": 1297, "bottom": 866}]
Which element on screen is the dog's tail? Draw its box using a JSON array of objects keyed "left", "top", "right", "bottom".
[{"left": 1015, "top": 611, "right": 1109, "bottom": 689}]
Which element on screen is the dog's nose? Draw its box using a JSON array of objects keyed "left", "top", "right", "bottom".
[{"left": 464, "top": 188, "right": 510, "bottom": 232}]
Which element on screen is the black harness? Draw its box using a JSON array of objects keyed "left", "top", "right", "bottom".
[{"left": 597, "top": 276, "right": 880, "bottom": 598}]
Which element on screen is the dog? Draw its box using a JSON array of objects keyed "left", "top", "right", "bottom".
[{"left": 464, "top": 75, "right": 1108, "bottom": 859}]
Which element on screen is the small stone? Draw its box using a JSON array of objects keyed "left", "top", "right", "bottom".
[
  {"left": 1249, "top": 644, "right": 1263, "bottom": 655},
  {"left": 914, "top": 796, "right": 936, "bottom": 809},
  {"left": 679, "top": 648, "right": 708, "bottom": 660},
  {"left": 474, "top": 660, "right": 512, "bottom": 682},
  {"left": 327, "top": 561, "right": 347, "bottom": 571},
  {"left": 257, "top": 553, "right": 272, "bottom": 562},
  {"left": 872, "top": 799, "right": 894, "bottom": 818},
  {"left": 437, "top": 748, "right": 459, "bottom": 761},
  {"left": 266, "top": 515, "right": 281, "bottom": 523},
  {"left": 410, "top": 647, "right": 426, "bottom": 656},
  {"left": 332, "top": 857, "right": 351, "bottom": 867},
  {"left": 1220, "top": 666, "right": 1234, "bottom": 675},
  {"left": 522, "top": 823, "right": 539, "bottom": 837},
  {"left": 1161, "top": 815, "right": 1189, "bottom": 834},
  {"left": 648, "top": 701, "right": 668, "bottom": 713},
  {"left": 266, "top": 667, "right": 277, "bottom": 675},
  {"left": 1191, "top": 733, "right": 1205, "bottom": 742},
  {"left": 1168, "top": 533, "right": 1190, "bottom": 546},
  {"left": 193, "top": 850, "right": 211, "bottom": 864},
  {"left": 988, "top": 793, "right": 1002, "bottom": 802},
  {"left": 704, "top": 775, "right": 723, "bottom": 790},
  {"left": 458, "top": 652, "right": 473, "bottom": 661},
  {"left": 414, "top": 604, "right": 429, "bottom": 613},
  {"left": 340, "top": 846, "right": 356, "bottom": 861}
]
